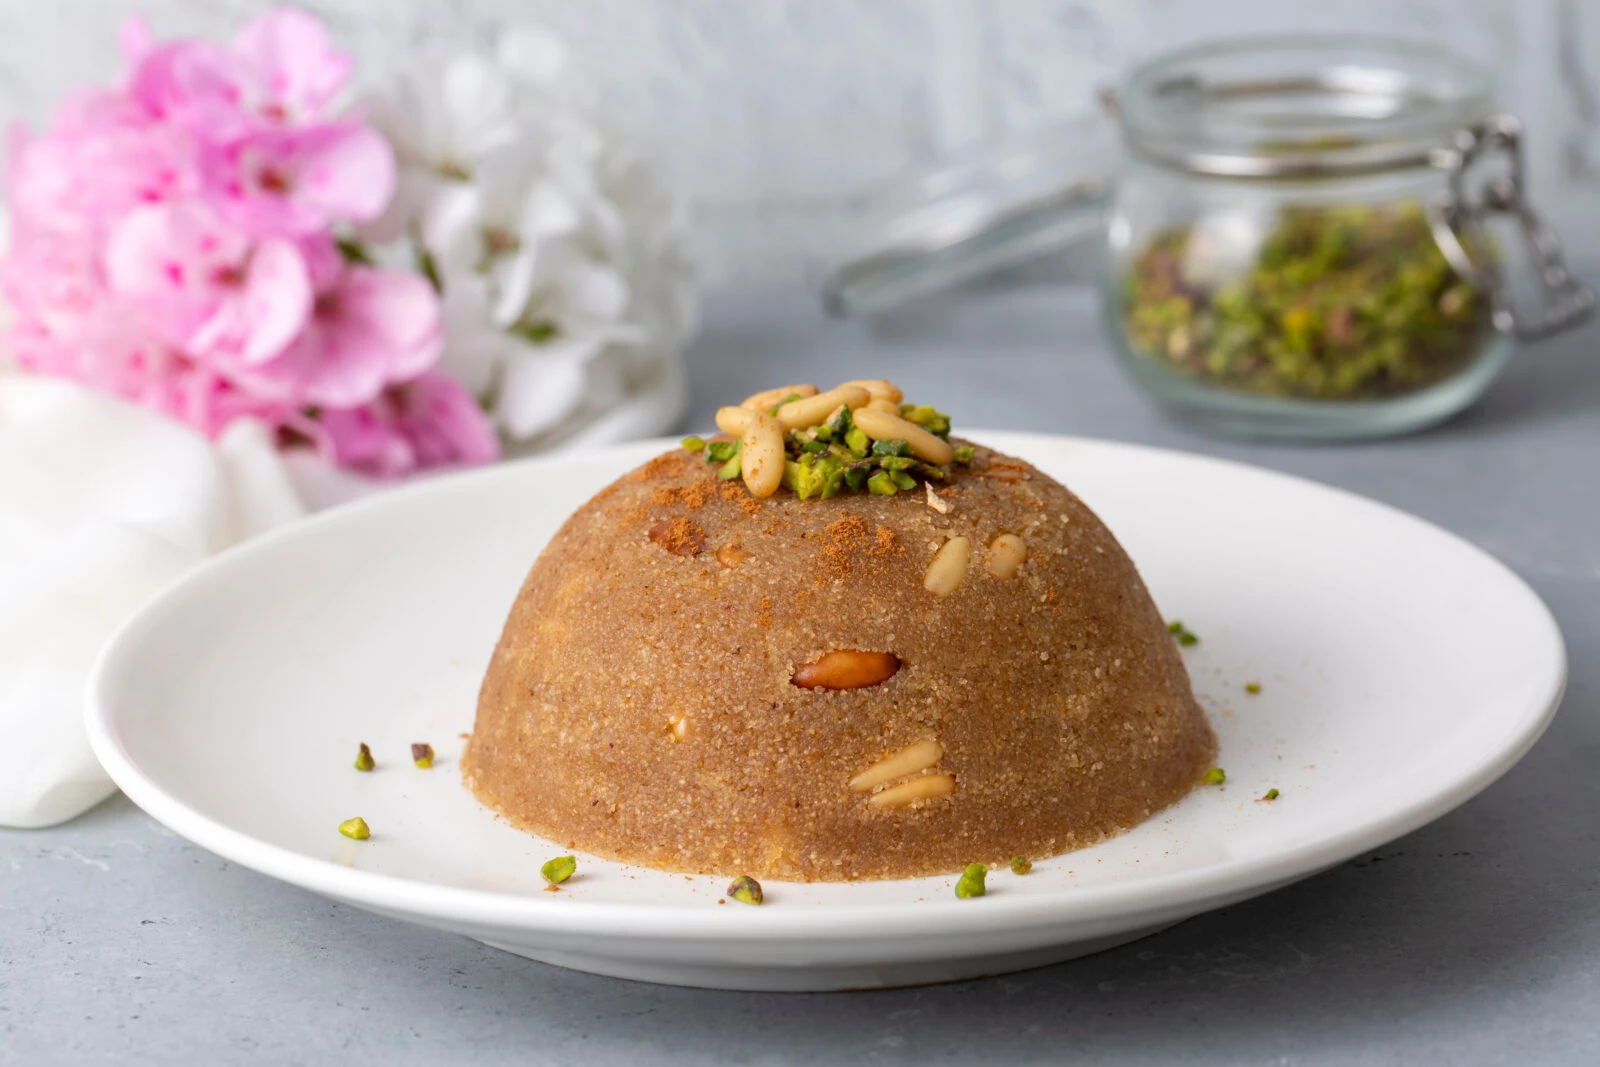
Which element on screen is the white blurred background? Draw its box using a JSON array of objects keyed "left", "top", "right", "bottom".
[{"left": 4, "top": 0, "right": 1600, "bottom": 288}]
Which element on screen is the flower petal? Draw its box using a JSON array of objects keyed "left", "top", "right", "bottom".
[
  {"left": 233, "top": 8, "right": 351, "bottom": 122},
  {"left": 295, "top": 125, "right": 396, "bottom": 226},
  {"left": 234, "top": 238, "right": 312, "bottom": 364},
  {"left": 493, "top": 339, "right": 590, "bottom": 439},
  {"left": 439, "top": 55, "right": 518, "bottom": 163}
]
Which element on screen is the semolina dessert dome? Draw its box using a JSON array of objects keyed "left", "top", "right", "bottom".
[{"left": 463, "top": 380, "right": 1215, "bottom": 881}]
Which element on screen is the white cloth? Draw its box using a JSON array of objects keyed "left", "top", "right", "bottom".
[
  {"left": 0, "top": 375, "right": 305, "bottom": 827},
  {"left": 0, "top": 364, "right": 684, "bottom": 828}
]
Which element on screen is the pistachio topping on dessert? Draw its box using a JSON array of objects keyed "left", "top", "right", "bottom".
[
  {"left": 689, "top": 379, "right": 972, "bottom": 502},
  {"left": 338, "top": 816, "right": 370, "bottom": 840},
  {"left": 1010, "top": 855, "right": 1033, "bottom": 875},
  {"left": 353, "top": 742, "right": 375, "bottom": 772},
  {"left": 411, "top": 742, "right": 434, "bottom": 768},
  {"left": 1202, "top": 767, "right": 1227, "bottom": 785}
]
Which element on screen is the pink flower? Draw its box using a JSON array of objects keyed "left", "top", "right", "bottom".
[
  {"left": 231, "top": 8, "right": 352, "bottom": 126},
  {"left": 122, "top": 37, "right": 247, "bottom": 136},
  {"left": 313, "top": 371, "right": 500, "bottom": 477},
  {"left": 200, "top": 123, "right": 394, "bottom": 235},
  {"left": 103, "top": 201, "right": 311, "bottom": 364},
  {"left": 6, "top": 102, "right": 193, "bottom": 235},
  {"left": 0, "top": 7, "right": 496, "bottom": 477},
  {"left": 1, "top": 234, "right": 287, "bottom": 438},
  {"left": 122, "top": 9, "right": 350, "bottom": 137},
  {"left": 212, "top": 240, "right": 442, "bottom": 407}
]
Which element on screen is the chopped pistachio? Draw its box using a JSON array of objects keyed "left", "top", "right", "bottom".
[
  {"left": 829, "top": 405, "right": 856, "bottom": 438},
  {"left": 871, "top": 438, "right": 912, "bottom": 458},
  {"left": 727, "top": 874, "right": 764, "bottom": 905},
  {"left": 541, "top": 855, "right": 577, "bottom": 885},
  {"left": 338, "top": 817, "right": 370, "bottom": 840},
  {"left": 1009, "top": 855, "right": 1033, "bottom": 875},
  {"left": 1167, "top": 620, "right": 1199, "bottom": 647},
  {"left": 899, "top": 404, "right": 951, "bottom": 436},
  {"left": 680, "top": 435, "right": 707, "bottom": 452},
  {"left": 1245, "top": 682, "right": 1262, "bottom": 694},
  {"left": 955, "top": 862, "right": 988, "bottom": 899},
  {"left": 716, "top": 385, "right": 965, "bottom": 501},
  {"left": 1202, "top": 767, "right": 1226, "bottom": 786},
  {"left": 353, "top": 743, "right": 374, "bottom": 772},
  {"left": 1261, "top": 787, "right": 1280, "bottom": 801},
  {"left": 867, "top": 471, "right": 899, "bottom": 496},
  {"left": 411, "top": 742, "right": 434, "bottom": 768},
  {"left": 952, "top": 445, "right": 975, "bottom": 465},
  {"left": 1122, "top": 203, "right": 1490, "bottom": 400}
]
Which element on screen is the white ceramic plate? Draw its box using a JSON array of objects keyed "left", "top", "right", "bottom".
[{"left": 86, "top": 433, "right": 1566, "bottom": 991}]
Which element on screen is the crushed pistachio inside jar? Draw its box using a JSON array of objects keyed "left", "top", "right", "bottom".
[{"left": 1124, "top": 203, "right": 1492, "bottom": 400}]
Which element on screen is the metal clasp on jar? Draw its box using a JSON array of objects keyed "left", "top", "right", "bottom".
[{"left": 1428, "top": 114, "right": 1597, "bottom": 339}]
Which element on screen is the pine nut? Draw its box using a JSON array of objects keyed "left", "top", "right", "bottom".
[
  {"left": 923, "top": 536, "right": 971, "bottom": 596},
  {"left": 849, "top": 740, "right": 944, "bottom": 792},
  {"left": 792, "top": 650, "right": 901, "bottom": 690},
  {"left": 741, "top": 383, "right": 818, "bottom": 411},
  {"left": 868, "top": 773, "right": 956, "bottom": 808},
  {"left": 740, "top": 411, "right": 785, "bottom": 498},
  {"left": 668, "top": 714, "right": 691, "bottom": 742},
  {"left": 775, "top": 385, "right": 871, "bottom": 430},
  {"left": 838, "top": 379, "right": 904, "bottom": 404},
  {"left": 925, "top": 483, "right": 949, "bottom": 514},
  {"left": 851, "top": 407, "right": 955, "bottom": 465},
  {"left": 986, "top": 533, "right": 1027, "bottom": 579},
  {"left": 866, "top": 397, "right": 900, "bottom": 413},
  {"left": 716, "top": 405, "right": 754, "bottom": 434}
]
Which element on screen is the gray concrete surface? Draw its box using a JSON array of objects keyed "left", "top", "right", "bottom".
[{"left": 3, "top": 284, "right": 1596, "bottom": 1065}]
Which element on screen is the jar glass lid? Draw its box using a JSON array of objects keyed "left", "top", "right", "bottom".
[
  {"left": 1120, "top": 36, "right": 1496, "bottom": 178},
  {"left": 823, "top": 36, "right": 1498, "bottom": 317}
]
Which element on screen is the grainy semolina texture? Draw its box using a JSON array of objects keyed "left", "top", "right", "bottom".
[{"left": 463, "top": 441, "right": 1215, "bottom": 881}]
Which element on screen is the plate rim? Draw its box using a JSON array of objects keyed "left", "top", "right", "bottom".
[{"left": 85, "top": 431, "right": 1569, "bottom": 944}]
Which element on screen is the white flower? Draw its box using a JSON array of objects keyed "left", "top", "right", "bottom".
[{"left": 361, "top": 27, "right": 695, "bottom": 447}]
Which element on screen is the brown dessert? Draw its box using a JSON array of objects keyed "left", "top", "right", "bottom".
[{"left": 464, "top": 381, "right": 1215, "bottom": 881}]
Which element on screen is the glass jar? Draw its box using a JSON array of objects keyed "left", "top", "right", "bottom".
[
  {"left": 1104, "top": 37, "right": 1592, "bottom": 439},
  {"left": 824, "top": 37, "right": 1594, "bottom": 441}
]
